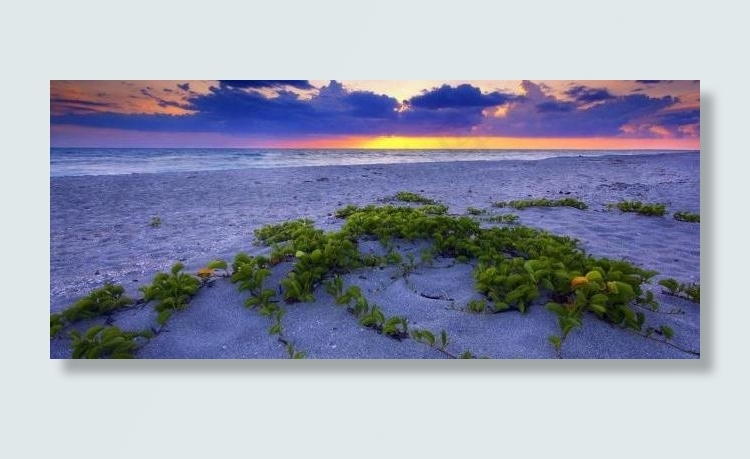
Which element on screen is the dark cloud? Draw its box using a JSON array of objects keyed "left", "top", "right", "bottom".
[
  {"left": 635, "top": 80, "right": 662, "bottom": 84},
  {"left": 50, "top": 97, "right": 119, "bottom": 114},
  {"left": 478, "top": 81, "right": 681, "bottom": 138},
  {"left": 344, "top": 91, "right": 398, "bottom": 118},
  {"left": 219, "top": 80, "right": 314, "bottom": 90},
  {"left": 536, "top": 101, "right": 576, "bottom": 113},
  {"left": 566, "top": 86, "right": 615, "bottom": 103},
  {"left": 51, "top": 98, "right": 116, "bottom": 108},
  {"left": 656, "top": 108, "right": 700, "bottom": 126},
  {"left": 177, "top": 82, "right": 190, "bottom": 91},
  {"left": 409, "top": 84, "right": 513, "bottom": 109}
]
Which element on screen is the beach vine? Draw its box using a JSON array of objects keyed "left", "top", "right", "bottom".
[{"left": 53, "top": 193, "right": 698, "bottom": 359}]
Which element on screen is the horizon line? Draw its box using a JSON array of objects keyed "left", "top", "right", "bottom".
[{"left": 49, "top": 146, "right": 700, "bottom": 151}]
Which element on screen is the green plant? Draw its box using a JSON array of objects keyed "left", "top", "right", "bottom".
[
  {"left": 466, "top": 207, "right": 487, "bottom": 215},
  {"left": 493, "top": 198, "right": 588, "bottom": 210},
  {"left": 335, "top": 204, "right": 360, "bottom": 218},
  {"left": 413, "top": 329, "right": 450, "bottom": 350},
  {"left": 149, "top": 216, "right": 162, "bottom": 227},
  {"left": 385, "top": 250, "right": 403, "bottom": 265},
  {"left": 286, "top": 342, "right": 306, "bottom": 359},
  {"left": 658, "top": 278, "right": 680, "bottom": 295},
  {"left": 359, "top": 305, "right": 386, "bottom": 329},
  {"left": 392, "top": 191, "right": 437, "bottom": 205},
  {"left": 140, "top": 263, "right": 201, "bottom": 325},
  {"left": 50, "top": 313, "right": 65, "bottom": 338},
  {"left": 659, "top": 278, "right": 700, "bottom": 303},
  {"left": 63, "top": 283, "right": 134, "bottom": 323},
  {"left": 610, "top": 201, "right": 666, "bottom": 216},
  {"left": 197, "top": 259, "right": 229, "bottom": 278},
  {"left": 324, "top": 275, "right": 344, "bottom": 298},
  {"left": 280, "top": 271, "right": 316, "bottom": 303},
  {"left": 486, "top": 214, "right": 519, "bottom": 224},
  {"left": 69, "top": 325, "right": 152, "bottom": 359},
  {"left": 382, "top": 316, "right": 409, "bottom": 340},
  {"left": 466, "top": 298, "right": 488, "bottom": 313},
  {"left": 674, "top": 211, "right": 700, "bottom": 223},
  {"left": 418, "top": 204, "right": 449, "bottom": 215}
]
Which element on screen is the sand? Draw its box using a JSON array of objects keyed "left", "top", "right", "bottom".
[{"left": 50, "top": 152, "right": 700, "bottom": 358}]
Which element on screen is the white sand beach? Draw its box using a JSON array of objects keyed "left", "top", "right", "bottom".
[{"left": 50, "top": 152, "right": 700, "bottom": 358}]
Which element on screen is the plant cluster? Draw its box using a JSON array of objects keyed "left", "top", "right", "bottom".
[
  {"left": 140, "top": 262, "right": 201, "bottom": 325},
  {"left": 325, "top": 277, "right": 409, "bottom": 340},
  {"left": 392, "top": 191, "right": 438, "bottom": 205},
  {"left": 485, "top": 214, "right": 519, "bottom": 224},
  {"left": 70, "top": 325, "right": 153, "bottom": 359},
  {"left": 58, "top": 190, "right": 689, "bottom": 359},
  {"left": 493, "top": 198, "right": 588, "bottom": 210},
  {"left": 658, "top": 278, "right": 700, "bottom": 303},
  {"left": 674, "top": 211, "right": 700, "bottom": 223},
  {"left": 230, "top": 252, "right": 307, "bottom": 358},
  {"left": 50, "top": 283, "right": 134, "bottom": 338},
  {"left": 466, "top": 207, "right": 487, "bottom": 215},
  {"left": 610, "top": 201, "right": 666, "bottom": 216}
]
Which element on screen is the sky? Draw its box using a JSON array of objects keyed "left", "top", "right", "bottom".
[{"left": 50, "top": 80, "right": 700, "bottom": 150}]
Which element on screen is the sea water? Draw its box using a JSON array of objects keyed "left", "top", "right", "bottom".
[{"left": 49, "top": 147, "right": 691, "bottom": 177}]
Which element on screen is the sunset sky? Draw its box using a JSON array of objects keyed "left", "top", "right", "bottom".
[{"left": 50, "top": 80, "right": 700, "bottom": 149}]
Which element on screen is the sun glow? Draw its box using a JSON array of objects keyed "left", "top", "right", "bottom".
[{"left": 342, "top": 136, "right": 700, "bottom": 150}]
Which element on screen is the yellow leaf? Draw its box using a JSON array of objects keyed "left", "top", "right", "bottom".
[{"left": 570, "top": 276, "right": 589, "bottom": 288}]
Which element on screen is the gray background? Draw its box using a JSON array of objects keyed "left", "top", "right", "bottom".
[{"left": 4, "top": 0, "right": 742, "bottom": 457}]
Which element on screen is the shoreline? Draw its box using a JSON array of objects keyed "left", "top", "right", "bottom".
[{"left": 50, "top": 149, "right": 699, "bottom": 178}]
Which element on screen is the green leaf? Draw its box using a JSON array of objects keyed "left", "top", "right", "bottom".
[
  {"left": 206, "top": 259, "right": 228, "bottom": 270},
  {"left": 157, "top": 309, "right": 173, "bottom": 325},
  {"left": 548, "top": 335, "right": 562, "bottom": 352},
  {"left": 660, "top": 325, "right": 675, "bottom": 340}
]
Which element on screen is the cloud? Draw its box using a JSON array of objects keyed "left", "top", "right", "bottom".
[
  {"left": 657, "top": 108, "right": 700, "bottom": 126},
  {"left": 408, "top": 84, "right": 513, "bottom": 109},
  {"left": 566, "top": 85, "right": 615, "bottom": 103},
  {"left": 51, "top": 98, "right": 117, "bottom": 109},
  {"left": 51, "top": 80, "right": 698, "bottom": 142},
  {"left": 219, "top": 80, "right": 314, "bottom": 90},
  {"left": 635, "top": 80, "right": 662, "bottom": 84},
  {"left": 477, "top": 81, "right": 681, "bottom": 138},
  {"left": 535, "top": 101, "right": 576, "bottom": 113}
]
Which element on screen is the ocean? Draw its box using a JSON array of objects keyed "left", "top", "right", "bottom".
[{"left": 49, "top": 148, "right": 694, "bottom": 177}]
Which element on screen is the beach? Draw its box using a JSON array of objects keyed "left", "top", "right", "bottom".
[{"left": 50, "top": 152, "right": 700, "bottom": 358}]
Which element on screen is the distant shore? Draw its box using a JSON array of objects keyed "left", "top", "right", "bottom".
[{"left": 50, "top": 152, "right": 699, "bottom": 358}]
